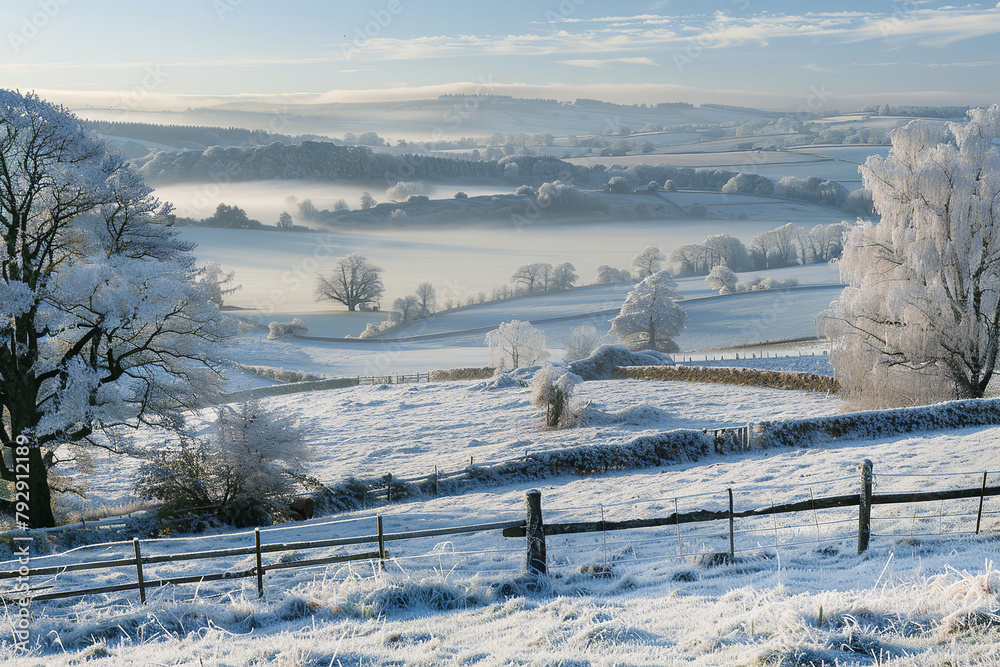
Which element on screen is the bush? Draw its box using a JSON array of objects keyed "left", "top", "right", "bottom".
[
  {"left": 531, "top": 367, "right": 582, "bottom": 427},
  {"left": 386, "top": 180, "right": 425, "bottom": 201},
  {"left": 614, "top": 365, "right": 837, "bottom": 393},
  {"left": 428, "top": 367, "right": 495, "bottom": 382},
  {"left": 268, "top": 318, "right": 308, "bottom": 339},
  {"left": 568, "top": 344, "right": 673, "bottom": 381},
  {"left": 232, "top": 363, "right": 324, "bottom": 383},
  {"left": 135, "top": 401, "right": 311, "bottom": 527}
]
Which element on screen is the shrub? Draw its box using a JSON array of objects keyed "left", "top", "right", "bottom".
[
  {"left": 531, "top": 367, "right": 582, "bottom": 427},
  {"left": 568, "top": 344, "right": 673, "bottom": 381},
  {"left": 135, "top": 401, "right": 311, "bottom": 527},
  {"left": 564, "top": 326, "right": 602, "bottom": 362},
  {"left": 614, "top": 365, "right": 837, "bottom": 393},
  {"left": 268, "top": 318, "right": 308, "bottom": 339}
]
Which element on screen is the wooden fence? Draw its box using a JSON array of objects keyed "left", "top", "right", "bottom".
[
  {"left": 356, "top": 372, "right": 429, "bottom": 386},
  {"left": 1, "top": 460, "right": 996, "bottom": 605},
  {"left": 0, "top": 517, "right": 521, "bottom": 604},
  {"left": 503, "top": 460, "right": 1000, "bottom": 574}
]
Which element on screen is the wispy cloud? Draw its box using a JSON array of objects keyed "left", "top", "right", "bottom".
[
  {"left": 560, "top": 57, "right": 659, "bottom": 68},
  {"left": 803, "top": 63, "right": 839, "bottom": 74},
  {"left": 344, "top": 7, "right": 1000, "bottom": 62}
]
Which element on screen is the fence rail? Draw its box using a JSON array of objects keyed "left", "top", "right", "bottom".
[
  {"left": 1, "top": 461, "right": 996, "bottom": 606},
  {"left": 356, "top": 372, "right": 429, "bottom": 385},
  {"left": 0, "top": 518, "right": 521, "bottom": 604},
  {"left": 504, "top": 460, "right": 999, "bottom": 574}
]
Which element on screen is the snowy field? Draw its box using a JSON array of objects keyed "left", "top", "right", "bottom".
[
  {"left": 4, "top": 386, "right": 1000, "bottom": 665},
  {"left": 176, "top": 211, "right": 845, "bottom": 332}
]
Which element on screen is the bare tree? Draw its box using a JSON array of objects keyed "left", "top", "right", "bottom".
[
  {"left": 392, "top": 295, "right": 421, "bottom": 322},
  {"left": 316, "top": 253, "right": 385, "bottom": 311},
  {"left": 276, "top": 211, "right": 294, "bottom": 228},
  {"left": 415, "top": 282, "right": 437, "bottom": 316},
  {"left": 511, "top": 263, "right": 552, "bottom": 293}
]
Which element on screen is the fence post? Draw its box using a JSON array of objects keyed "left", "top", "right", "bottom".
[
  {"left": 858, "top": 459, "right": 873, "bottom": 554},
  {"left": 377, "top": 515, "right": 386, "bottom": 570},
  {"left": 525, "top": 490, "right": 546, "bottom": 575},
  {"left": 133, "top": 538, "right": 146, "bottom": 604},
  {"left": 386, "top": 473, "right": 392, "bottom": 504},
  {"left": 255, "top": 528, "right": 264, "bottom": 599},
  {"left": 728, "top": 488, "right": 735, "bottom": 560},
  {"left": 976, "top": 471, "right": 988, "bottom": 535}
]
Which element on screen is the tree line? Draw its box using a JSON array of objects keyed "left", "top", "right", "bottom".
[{"left": 670, "top": 222, "right": 852, "bottom": 276}]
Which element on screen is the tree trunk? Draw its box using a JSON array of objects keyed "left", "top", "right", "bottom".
[
  {"left": 26, "top": 447, "right": 56, "bottom": 528},
  {"left": 0, "top": 446, "right": 55, "bottom": 528}
]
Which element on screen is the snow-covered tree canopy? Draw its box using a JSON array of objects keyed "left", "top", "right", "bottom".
[
  {"left": 823, "top": 105, "right": 1000, "bottom": 408},
  {"left": 485, "top": 320, "right": 549, "bottom": 370},
  {"left": 610, "top": 271, "right": 687, "bottom": 353},
  {"left": 631, "top": 246, "right": 665, "bottom": 279},
  {"left": 0, "top": 90, "right": 233, "bottom": 526}
]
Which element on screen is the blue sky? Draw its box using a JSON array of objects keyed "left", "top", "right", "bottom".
[{"left": 2, "top": 0, "right": 999, "bottom": 110}]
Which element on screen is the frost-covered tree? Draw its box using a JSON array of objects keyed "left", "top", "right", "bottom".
[
  {"left": 610, "top": 271, "right": 687, "bottom": 353},
  {"left": 823, "top": 106, "right": 1000, "bottom": 407},
  {"left": 485, "top": 320, "right": 549, "bottom": 370},
  {"left": 135, "top": 400, "right": 311, "bottom": 527},
  {"left": 631, "top": 246, "right": 666, "bottom": 278},
  {"left": 0, "top": 91, "right": 232, "bottom": 526},
  {"left": 359, "top": 192, "right": 376, "bottom": 210},
  {"left": 564, "top": 325, "right": 602, "bottom": 362},
  {"left": 670, "top": 243, "right": 714, "bottom": 276},
  {"left": 594, "top": 265, "right": 631, "bottom": 284},
  {"left": 200, "top": 261, "right": 241, "bottom": 308},
  {"left": 703, "top": 234, "right": 749, "bottom": 271},
  {"left": 316, "top": 253, "right": 384, "bottom": 311},
  {"left": 807, "top": 222, "right": 851, "bottom": 263},
  {"left": 392, "top": 295, "right": 420, "bottom": 322},
  {"left": 750, "top": 223, "right": 803, "bottom": 268},
  {"left": 706, "top": 265, "right": 738, "bottom": 293},
  {"left": 605, "top": 176, "right": 631, "bottom": 194},
  {"left": 549, "top": 262, "right": 578, "bottom": 291},
  {"left": 721, "top": 172, "right": 774, "bottom": 196}
]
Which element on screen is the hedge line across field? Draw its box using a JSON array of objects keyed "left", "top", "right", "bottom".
[
  {"left": 755, "top": 397, "right": 1000, "bottom": 448},
  {"left": 429, "top": 367, "right": 496, "bottom": 382},
  {"left": 614, "top": 365, "right": 839, "bottom": 393}
]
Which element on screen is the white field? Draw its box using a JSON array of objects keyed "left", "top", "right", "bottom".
[
  {"left": 176, "top": 202, "right": 846, "bottom": 323},
  {"left": 4, "top": 379, "right": 1000, "bottom": 666}
]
